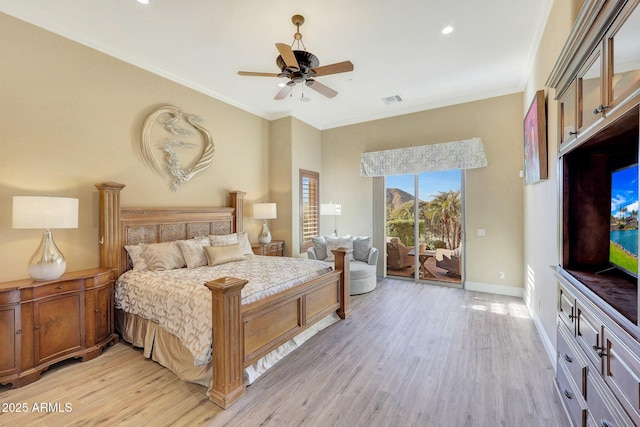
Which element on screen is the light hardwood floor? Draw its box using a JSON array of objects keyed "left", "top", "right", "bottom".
[{"left": 0, "top": 279, "right": 569, "bottom": 426}]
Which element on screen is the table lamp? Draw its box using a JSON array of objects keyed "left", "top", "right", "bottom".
[
  {"left": 12, "top": 196, "right": 79, "bottom": 280},
  {"left": 252, "top": 203, "right": 277, "bottom": 244},
  {"left": 320, "top": 201, "right": 341, "bottom": 236}
]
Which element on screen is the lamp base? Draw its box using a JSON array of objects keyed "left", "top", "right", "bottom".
[
  {"left": 258, "top": 220, "right": 272, "bottom": 244},
  {"left": 28, "top": 230, "right": 67, "bottom": 280}
]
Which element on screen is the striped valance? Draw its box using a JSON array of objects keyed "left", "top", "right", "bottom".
[{"left": 360, "top": 137, "right": 488, "bottom": 177}]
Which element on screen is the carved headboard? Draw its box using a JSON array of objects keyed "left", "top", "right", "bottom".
[{"left": 95, "top": 182, "right": 246, "bottom": 277}]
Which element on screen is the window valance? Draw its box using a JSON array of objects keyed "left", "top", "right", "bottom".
[{"left": 360, "top": 137, "right": 488, "bottom": 177}]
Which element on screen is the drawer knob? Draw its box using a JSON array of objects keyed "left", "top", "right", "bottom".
[
  {"left": 601, "top": 420, "right": 612, "bottom": 427},
  {"left": 568, "top": 131, "right": 578, "bottom": 136},
  {"left": 593, "top": 104, "right": 608, "bottom": 115},
  {"left": 57, "top": 285, "right": 63, "bottom": 289},
  {"left": 34, "top": 325, "right": 40, "bottom": 330},
  {"left": 16, "top": 330, "right": 21, "bottom": 335},
  {"left": 564, "top": 353, "right": 573, "bottom": 363},
  {"left": 564, "top": 389, "right": 572, "bottom": 399},
  {"left": 95, "top": 309, "right": 100, "bottom": 313}
]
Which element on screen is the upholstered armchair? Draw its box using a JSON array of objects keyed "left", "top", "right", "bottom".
[
  {"left": 436, "top": 247, "right": 461, "bottom": 276},
  {"left": 386, "top": 238, "right": 414, "bottom": 270}
]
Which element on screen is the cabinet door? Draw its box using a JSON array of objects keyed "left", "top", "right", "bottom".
[
  {"left": 94, "top": 284, "right": 113, "bottom": 344},
  {"left": 559, "top": 82, "right": 578, "bottom": 146},
  {"left": 0, "top": 303, "right": 21, "bottom": 381},
  {"left": 578, "top": 46, "right": 604, "bottom": 132},
  {"left": 604, "top": 331, "right": 640, "bottom": 424},
  {"left": 33, "top": 292, "right": 85, "bottom": 366},
  {"left": 607, "top": 1, "right": 640, "bottom": 112}
]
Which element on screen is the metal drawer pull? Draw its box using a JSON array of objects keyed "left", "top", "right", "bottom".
[
  {"left": 568, "top": 314, "right": 577, "bottom": 320},
  {"left": 568, "top": 131, "right": 578, "bottom": 136},
  {"left": 592, "top": 345, "right": 607, "bottom": 358},
  {"left": 16, "top": 330, "right": 21, "bottom": 335},
  {"left": 564, "top": 353, "right": 573, "bottom": 363},
  {"left": 57, "top": 285, "right": 63, "bottom": 289},
  {"left": 34, "top": 325, "right": 40, "bottom": 330},
  {"left": 600, "top": 420, "right": 612, "bottom": 427},
  {"left": 95, "top": 309, "right": 100, "bottom": 313},
  {"left": 564, "top": 389, "right": 572, "bottom": 399},
  {"left": 593, "top": 104, "right": 608, "bottom": 115}
]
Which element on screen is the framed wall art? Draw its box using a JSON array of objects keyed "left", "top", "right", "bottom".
[{"left": 523, "top": 90, "right": 548, "bottom": 185}]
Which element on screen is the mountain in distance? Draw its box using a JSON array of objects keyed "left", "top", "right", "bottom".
[{"left": 386, "top": 188, "right": 414, "bottom": 210}]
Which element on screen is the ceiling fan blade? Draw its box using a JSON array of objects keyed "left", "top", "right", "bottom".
[
  {"left": 274, "top": 84, "right": 293, "bottom": 100},
  {"left": 311, "top": 61, "right": 354, "bottom": 77},
  {"left": 238, "top": 71, "right": 280, "bottom": 77},
  {"left": 305, "top": 79, "right": 338, "bottom": 98},
  {"left": 276, "top": 43, "right": 300, "bottom": 70}
]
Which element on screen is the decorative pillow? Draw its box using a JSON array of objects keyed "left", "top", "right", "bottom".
[
  {"left": 204, "top": 243, "right": 245, "bottom": 266},
  {"left": 125, "top": 244, "right": 148, "bottom": 271},
  {"left": 176, "top": 236, "right": 211, "bottom": 269},
  {"left": 236, "top": 231, "right": 253, "bottom": 255},
  {"left": 311, "top": 236, "right": 327, "bottom": 260},
  {"left": 142, "top": 241, "right": 186, "bottom": 271},
  {"left": 353, "top": 236, "right": 372, "bottom": 262},
  {"left": 324, "top": 236, "right": 354, "bottom": 262},
  {"left": 209, "top": 233, "right": 239, "bottom": 247}
]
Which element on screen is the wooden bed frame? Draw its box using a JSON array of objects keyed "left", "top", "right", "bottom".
[{"left": 95, "top": 182, "right": 351, "bottom": 408}]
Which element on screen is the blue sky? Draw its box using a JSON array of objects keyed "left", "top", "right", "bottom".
[
  {"left": 386, "top": 170, "right": 461, "bottom": 201},
  {"left": 611, "top": 164, "right": 639, "bottom": 217}
]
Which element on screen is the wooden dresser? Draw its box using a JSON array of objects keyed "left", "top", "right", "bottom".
[
  {"left": 251, "top": 240, "right": 284, "bottom": 256},
  {"left": 0, "top": 268, "right": 118, "bottom": 388}
]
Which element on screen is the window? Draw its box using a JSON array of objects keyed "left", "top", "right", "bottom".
[{"left": 300, "top": 169, "right": 319, "bottom": 250}]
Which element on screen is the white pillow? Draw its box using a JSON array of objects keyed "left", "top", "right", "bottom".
[
  {"left": 324, "top": 236, "right": 354, "bottom": 262},
  {"left": 125, "top": 244, "right": 148, "bottom": 271},
  {"left": 142, "top": 241, "right": 186, "bottom": 271},
  {"left": 204, "top": 243, "right": 245, "bottom": 266},
  {"left": 176, "top": 236, "right": 211, "bottom": 269},
  {"left": 237, "top": 231, "right": 254, "bottom": 255},
  {"left": 209, "top": 233, "right": 239, "bottom": 247},
  {"left": 311, "top": 236, "right": 327, "bottom": 260}
]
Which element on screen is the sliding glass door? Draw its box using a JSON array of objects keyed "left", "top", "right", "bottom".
[{"left": 385, "top": 170, "right": 463, "bottom": 286}]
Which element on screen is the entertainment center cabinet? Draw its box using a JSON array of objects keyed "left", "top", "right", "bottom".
[{"left": 548, "top": 0, "right": 640, "bottom": 425}]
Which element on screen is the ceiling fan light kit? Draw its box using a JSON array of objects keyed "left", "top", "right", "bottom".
[{"left": 238, "top": 15, "right": 354, "bottom": 100}]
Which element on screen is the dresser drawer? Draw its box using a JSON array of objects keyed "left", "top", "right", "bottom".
[
  {"left": 604, "top": 331, "right": 640, "bottom": 424},
  {"left": 0, "top": 290, "right": 20, "bottom": 306},
  {"left": 32, "top": 279, "right": 84, "bottom": 299},
  {"left": 577, "top": 303, "right": 604, "bottom": 374},
  {"left": 558, "top": 358, "right": 589, "bottom": 426},
  {"left": 586, "top": 370, "right": 632, "bottom": 427},
  {"left": 558, "top": 325, "right": 588, "bottom": 396}
]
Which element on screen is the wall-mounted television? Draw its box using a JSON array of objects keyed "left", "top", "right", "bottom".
[{"left": 610, "top": 163, "right": 639, "bottom": 277}]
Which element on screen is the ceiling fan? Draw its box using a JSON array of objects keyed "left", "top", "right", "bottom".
[{"left": 237, "top": 15, "right": 354, "bottom": 100}]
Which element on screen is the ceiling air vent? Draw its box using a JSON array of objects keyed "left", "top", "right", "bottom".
[{"left": 381, "top": 95, "right": 403, "bottom": 105}]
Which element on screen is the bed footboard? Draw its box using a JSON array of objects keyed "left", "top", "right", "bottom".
[{"left": 204, "top": 248, "right": 350, "bottom": 408}]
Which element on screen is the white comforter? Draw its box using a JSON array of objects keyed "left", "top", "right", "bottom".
[{"left": 114, "top": 255, "right": 332, "bottom": 366}]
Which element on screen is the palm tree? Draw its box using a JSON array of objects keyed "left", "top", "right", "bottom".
[{"left": 424, "top": 190, "right": 462, "bottom": 249}]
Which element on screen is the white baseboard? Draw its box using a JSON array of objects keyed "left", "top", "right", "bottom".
[
  {"left": 526, "top": 302, "right": 557, "bottom": 368},
  {"left": 464, "top": 281, "right": 524, "bottom": 297}
]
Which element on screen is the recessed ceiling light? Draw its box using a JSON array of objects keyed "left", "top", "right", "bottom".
[
  {"left": 137, "top": 0, "right": 150, "bottom": 5},
  {"left": 441, "top": 26, "right": 454, "bottom": 35}
]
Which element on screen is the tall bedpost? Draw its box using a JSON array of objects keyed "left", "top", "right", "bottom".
[
  {"left": 95, "top": 182, "right": 126, "bottom": 276},
  {"left": 332, "top": 248, "right": 352, "bottom": 319},
  {"left": 229, "top": 191, "right": 246, "bottom": 233},
  {"left": 204, "top": 276, "right": 248, "bottom": 409}
]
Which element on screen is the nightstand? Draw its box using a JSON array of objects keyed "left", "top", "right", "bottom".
[
  {"left": 0, "top": 268, "right": 118, "bottom": 388},
  {"left": 252, "top": 240, "right": 284, "bottom": 256}
]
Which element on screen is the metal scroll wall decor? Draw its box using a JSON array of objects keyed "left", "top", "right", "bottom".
[{"left": 141, "top": 105, "right": 215, "bottom": 191}]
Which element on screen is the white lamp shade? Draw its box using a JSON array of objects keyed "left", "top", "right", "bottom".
[
  {"left": 12, "top": 196, "right": 79, "bottom": 229},
  {"left": 320, "top": 203, "right": 342, "bottom": 216},
  {"left": 253, "top": 203, "right": 277, "bottom": 220}
]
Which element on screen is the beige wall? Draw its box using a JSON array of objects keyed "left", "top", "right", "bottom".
[
  {"left": 522, "top": 0, "right": 581, "bottom": 359},
  {"left": 321, "top": 93, "right": 525, "bottom": 291},
  {"left": 267, "top": 117, "right": 322, "bottom": 257},
  {"left": 0, "top": 13, "right": 270, "bottom": 282}
]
